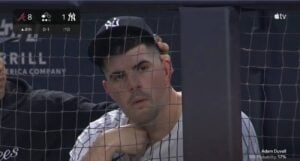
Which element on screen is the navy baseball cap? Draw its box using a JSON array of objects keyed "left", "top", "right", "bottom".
[{"left": 88, "top": 16, "right": 156, "bottom": 68}]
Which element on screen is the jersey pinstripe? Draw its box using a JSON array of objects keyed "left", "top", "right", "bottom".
[{"left": 69, "top": 109, "right": 261, "bottom": 161}]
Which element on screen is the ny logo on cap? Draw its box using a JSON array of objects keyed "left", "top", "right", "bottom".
[{"left": 104, "top": 17, "right": 120, "bottom": 30}]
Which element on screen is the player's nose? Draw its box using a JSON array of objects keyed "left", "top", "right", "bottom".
[{"left": 127, "top": 73, "right": 142, "bottom": 92}]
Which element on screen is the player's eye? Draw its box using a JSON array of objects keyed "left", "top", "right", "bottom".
[
  {"left": 110, "top": 73, "right": 125, "bottom": 82},
  {"left": 137, "top": 63, "right": 150, "bottom": 72}
]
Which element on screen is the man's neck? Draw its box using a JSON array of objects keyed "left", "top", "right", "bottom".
[{"left": 144, "top": 88, "right": 182, "bottom": 144}]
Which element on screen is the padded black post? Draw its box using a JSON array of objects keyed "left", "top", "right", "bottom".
[{"left": 180, "top": 7, "right": 242, "bottom": 161}]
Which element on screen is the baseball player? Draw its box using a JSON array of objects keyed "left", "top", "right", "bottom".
[
  {"left": 69, "top": 16, "right": 262, "bottom": 161},
  {"left": 0, "top": 33, "right": 170, "bottom": 161}
]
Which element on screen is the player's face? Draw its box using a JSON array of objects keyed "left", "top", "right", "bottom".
[
  {"left": 103, "top": 44, "right": 172, "bottom": 126},
  {"left": 0, "top": 58, "right": 6, "bottom": 100}
]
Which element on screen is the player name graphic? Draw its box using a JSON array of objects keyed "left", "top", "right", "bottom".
[
  {"left": 261, "top": 149, "right": 287, "bottom": 154},
  {"left": 0, "top": 52, "right": 46, "bottom": 65}
]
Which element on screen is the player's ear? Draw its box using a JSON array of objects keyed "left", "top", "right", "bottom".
[
  {"left": 160, "top": 54, "right": 173, "bottom": 83},
  {"left": 102, "top": 80, "right": 110, "bottom": 95}
]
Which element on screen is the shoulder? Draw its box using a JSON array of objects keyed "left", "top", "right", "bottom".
[
  {"left": 241, "top": 111, "right": 252, "bottom": 128},
  {"left": 88, "top": 108, "right": 127, "bottom": 130},
  {"left": 30, "top": 89, "right": 96, "bottom": 110},
  {"left": 240, "top": 112, "right": 257, "bottom": 136},
  {"left": 30, "top": 89, "right": 74, "bottom": 101},
  {"left": 6, "top": 77, "right": 32, "bottom": 92},
  {"left": 70, "top": 109, "right": 127, "bottom": 160},
  {"left": 28, "top": 90, "right": 77, "bottom": 111},
  {"left": 240, "top": 113, "right": 262, "bottom": 159},
  {"left": 241, "top": 111, "right": 249, "bottom": 119},
  {"left": 77, "top": 109, "right": 126, "bottom": 140}
]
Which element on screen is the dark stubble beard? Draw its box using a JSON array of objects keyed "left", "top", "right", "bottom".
[
  {"left": 126, "top": 90, "right": 161, "bottom": 127},
  {"left": 129, "top": 104, "right": 160, "bottom": 128}
]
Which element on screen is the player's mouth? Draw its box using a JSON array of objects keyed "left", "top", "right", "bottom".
[{"left": 131, "top": 98, "right": 148, "bottom": 107}]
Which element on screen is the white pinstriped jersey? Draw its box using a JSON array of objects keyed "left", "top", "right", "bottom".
[{"left": 69, "top": 109, "right": 261, "bottom": 161}]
